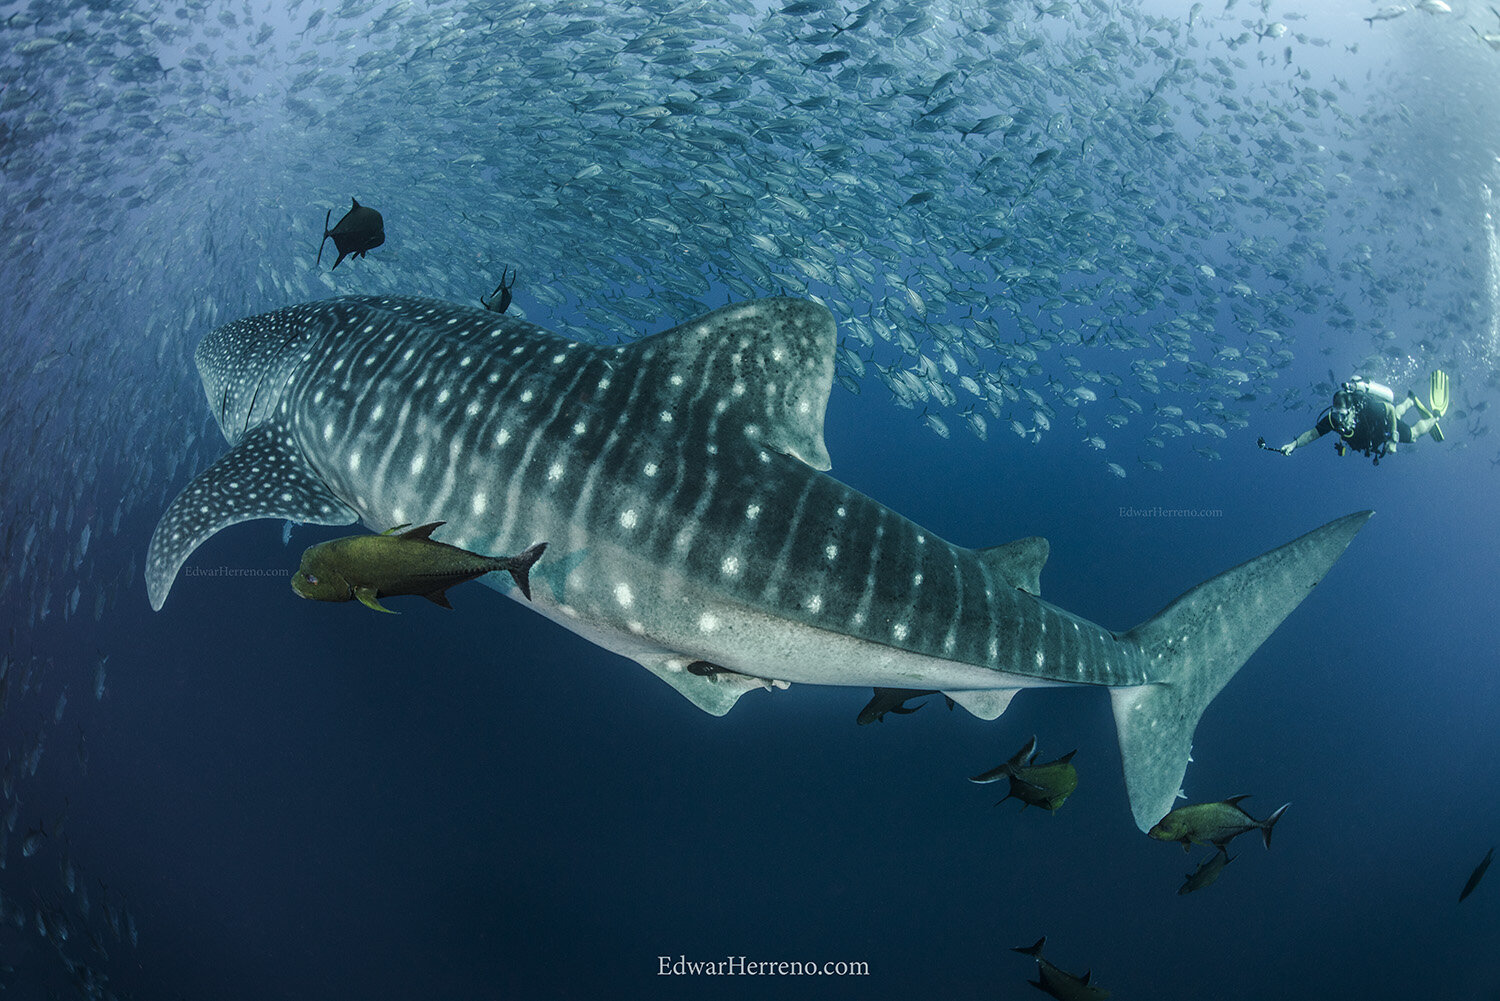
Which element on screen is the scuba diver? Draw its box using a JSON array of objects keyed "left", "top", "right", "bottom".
[{"left": 1259, "top": 370, "right": 1449, "bottom": 464}]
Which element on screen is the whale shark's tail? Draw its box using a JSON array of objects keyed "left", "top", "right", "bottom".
[{"left": 1111, "top": 511, "right": 1373, "bottom": 832}]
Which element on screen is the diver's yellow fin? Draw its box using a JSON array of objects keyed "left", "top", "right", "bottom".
[
  {"left": 355, "top": 586, "right": 397, "bottom": 613},
  {"left": 1429, "top": 369, "right": 1450, "bottom": 417},
  {"left": 1427, "top": 370, "right": 1449, "bottom": 441}
]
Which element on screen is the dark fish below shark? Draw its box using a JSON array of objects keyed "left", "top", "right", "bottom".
[
  {"left": 145, "top": 295, "right": 1370, "bottom": 831},
  {"left": 969, "top": 735, "right": 1078, "bottom": 812},
  {"left": 1179, "top": 847, "right": 1235, "bottom": 895},
  {"left": 1012, "top": 937, "right": 1109, "bottom": 1000}
]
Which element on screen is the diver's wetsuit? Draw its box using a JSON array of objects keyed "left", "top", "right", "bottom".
[{"left": 1314, "top": 391, "right": 1416, "bottom": 459}]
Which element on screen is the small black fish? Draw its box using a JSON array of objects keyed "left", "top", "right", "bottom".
[
  {"left": 317, "top": 197, "right": 384, "bottom": 269},
  {"left": 1460, "top": 846, "right": 1494, "bottom": 903},
  {"left": 857, "top": 687, "right": 936, "bottom": 724},
  {"left": 858, "top": 684, "right": 948, "bottom": 723},
  {"left": 481, "top": 266, "right": 516, "bottom": 313}
]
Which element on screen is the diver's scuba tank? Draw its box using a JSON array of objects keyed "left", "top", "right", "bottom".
[{"left": 1341, "top": 375, "right": 1394, "bottom": 404}]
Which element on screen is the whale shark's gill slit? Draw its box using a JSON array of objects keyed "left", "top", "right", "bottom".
[
  {"left": 242, "top": 378, "right": 264, "bottom": 438},
  {"left": 656, "top": 336, "right": 728, "bottom": 567},
  {"left": 240, "top": 327, "right": 306, "bottom": 438},
  {"left": 489, "top": 347, "right": 585, "bottom": 549}
]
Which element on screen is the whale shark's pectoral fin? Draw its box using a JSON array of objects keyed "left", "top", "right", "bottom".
[
  {"left": 637, "top": 656, "right": 789, "bottom": 716},
  {"left": 146, "top": 423, "right": 358, "bottom": 610}
]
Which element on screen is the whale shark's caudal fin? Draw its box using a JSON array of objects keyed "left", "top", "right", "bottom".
[{"left": 1111, "top": 511, "right": 1373, "bottom": 832}]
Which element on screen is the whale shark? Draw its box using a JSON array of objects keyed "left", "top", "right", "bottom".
[{"left": 146, "top": 295, "right": 1370, "bottom": 831}]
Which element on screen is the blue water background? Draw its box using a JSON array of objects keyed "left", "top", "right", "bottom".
[
  {"left": 31, "top": 367, "right": 1493, "bottom": 1000},
  {"left": 2, "top": 1, "right": 1500, "bottom": 998}
]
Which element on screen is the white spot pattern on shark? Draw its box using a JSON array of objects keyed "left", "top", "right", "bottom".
[{"left": 146, "top": 295, "right": 1371, "bottom": 832}]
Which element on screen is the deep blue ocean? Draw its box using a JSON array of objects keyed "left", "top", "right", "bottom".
[{"left": 3, "top": 1, "right": 1499, "bottom": 999}]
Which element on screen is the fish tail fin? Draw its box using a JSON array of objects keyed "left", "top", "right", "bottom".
[
  {"left": 1261, "top": 803, "right": 1290, "bottom": 849},
  {"left": 1011, "top": 937, "right": 1045, "bottom": 958},
  {"left": 1110, "top": 512, "right": 1371, "bottom": 832},
  {"left": 316, "top": 208, "right": 331, "bottom": 267},
  {"left": 499, "top": 541, "right": 547, "bottom": 601}
]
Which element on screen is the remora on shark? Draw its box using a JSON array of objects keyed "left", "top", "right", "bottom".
[{"left": 146, "top": 296, "right": 1369, "bottom": 831}]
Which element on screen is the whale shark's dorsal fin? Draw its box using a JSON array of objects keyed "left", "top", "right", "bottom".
[
  {"left": 146, "top": 423, "right": 358, "bottom": 610},
  {"left": 621, "top": 298, "right": 836, "bottom": 471},
  {"left": 977, "top": 536, "right": 1049, "bottom": 596}
]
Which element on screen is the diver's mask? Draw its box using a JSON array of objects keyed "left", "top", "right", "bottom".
[{"left": 1330, "top": 391, "right": 1358, "bottom": 436}]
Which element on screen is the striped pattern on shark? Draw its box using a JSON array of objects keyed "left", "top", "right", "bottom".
[{"left": 146, "top": 296, "right": 1370, "bottom": 831}]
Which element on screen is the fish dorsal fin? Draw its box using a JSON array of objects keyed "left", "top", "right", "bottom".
[
  {"left": 380, "top": 523, "right": 412, "bottom": 536},
  {"left": 1224, "top": 794, "right": 1251, "bottom": 806},
  {"left": 621, "top": 298, "right": 836, "bottom": 471},
  {"left": 398, "top": 521, "right": 445, "bottom": 540},
  {"left": 146, "top": 423, "right": 358, "bottom": 610},
  {"left": 976, "top": 536, "right": 1049, "bottom": 596},
  {"left": 1012, "top": 734, "right": 1039, "bottom": 767}
]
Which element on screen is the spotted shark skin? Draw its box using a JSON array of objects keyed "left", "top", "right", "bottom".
[{"left": 147, "top": 296, "right": 1370, "bottom": 830}]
